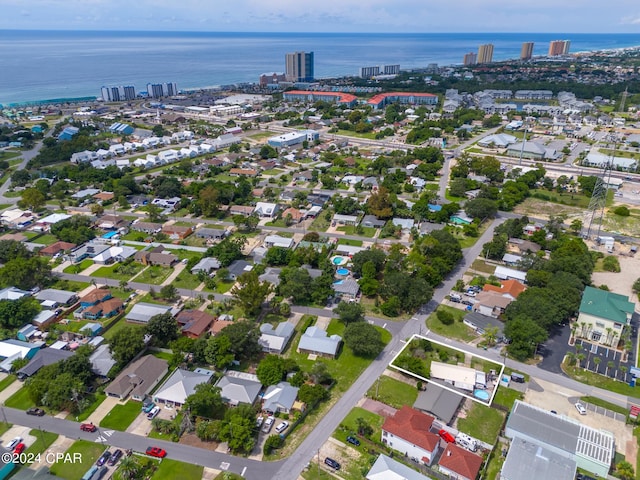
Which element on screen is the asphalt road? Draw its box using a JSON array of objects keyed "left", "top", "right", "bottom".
[{"left": 0, "top": 405, "right": 282, "bottom": 479}]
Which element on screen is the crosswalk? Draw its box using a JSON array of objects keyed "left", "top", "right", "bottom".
[{"left": 94, "top": 430, "right": 115, "bottom": 443}]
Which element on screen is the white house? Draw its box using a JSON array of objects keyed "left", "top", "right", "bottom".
[{"left": 381, "top": 406, "right": 441, "bottom": 466}]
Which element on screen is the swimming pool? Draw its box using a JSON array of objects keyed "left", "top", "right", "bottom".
[
  {"left": 473, "top": 389, "right": 490, "bottom": 401},
  {"left": 330, "top": 256, "right": 348, "bottom": 266},
  {"left": 336, "top": 268, "right": 350, "bottom": 276}
]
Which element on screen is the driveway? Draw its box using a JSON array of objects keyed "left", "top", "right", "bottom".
[
  {"left": 85, "top": 395, "right": 122, "bottom": 425},
  {"left": 537, "top": 323, "right": 571, "bottom": 374}
]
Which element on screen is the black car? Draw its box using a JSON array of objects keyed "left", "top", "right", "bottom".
[
  {"left": 324, "top": 457, "right": 341, "bottom": 470},
  {"left": 96, "top": 451, "right": 111, "bottom": 467},
  {"left": 107, "top": 449, "right": 123, "bottom": 466},
  {"left": 346, "top": 435, "right": 360, "bottom": 446},
  {"left": 26, "top": 408, "right": 45, "bottom": 417}
]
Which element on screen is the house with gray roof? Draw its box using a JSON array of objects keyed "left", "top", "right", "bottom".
[
  {"left": 153, "top": 368, "right": 214, "bottom": 407},
  {"left": 506, "top": 141, "right": 559, "bottom": 161},
  {"left": 89, "top": 344, "right": 116, "bottom": 377},
  {"left": 17, "top": 348, "right": 74, "bottom": 379},
  {"left": 478, "top": 133, "right": 517, "bottom": 148},
  {"left": 191, "top": 257, "right": 221, "bottom": 274},
  {"left": 126, "top": 303, "right": 173, "bottom": 324},
  {"left": 264, "top": 235, "right": 295, "bottom": 249},
  {"left": 297, "top": 326, "right": 342, "bottom": 359},
  {"left": 32, "top": 310, "right": 56, "bottom": 327},
  {"left": 227, "top": 260, "right": 253, "bottom": 281},
  {"left": 366, "top": 454, "right": 431, "bottom": 480},
  {"left": 105, "top": 355, "right": 169, "bottom": 401},
  {"left": 0, "top": 287, "right": 30, "bottom": 301},
  {"left": 332, "top": 279, "right": 360, "bottom": 300},
  {"left": 361, "top": 215, "right": 386, "bottom": 228},
  {"left": 259, "top": 322, "right": 295, "bottom": 354},
  {"left": 261, "top": 381, "right": 299, "bottom": 414},
  {"left": 413, "top": 383, "right": 463, "bottom": 425},
  {"left": 216, "top": 371, "right": 262, "bottom": 406},
  {"left": 35, "top": 289, "right": 77, "bottom": 307},
  {"left": 392, "top": 217, "right": 415, "bottom": 231},
  {"left": 195, "top": 228, "right": 229, "bottom": 240}
]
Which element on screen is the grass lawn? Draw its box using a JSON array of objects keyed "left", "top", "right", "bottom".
[
  {"left": 50, "top": 440, "right": 105, "bottom": 479},
  {"left": 425, "top": 305, "right": 476, "bottom": 342},
  {"left": 485, "top": 441, "right": 508, "bottom": 480},
  {"left": 92, "top": 263, "right": 144, "bottom": 281},
  {"left": 172, "top": 272, "right": 202, "bottom": 290},
  {"left": 457, "top": 403, "right": 505, "bottom": 444},
  {"left": 68, "top": 393, "right": 107, "bottom": 422},
  {"left": 152, "top": 351, "right": 173, "bottom": 362},
  {"left": 262, "top": 168, "right": 284, "bottom": 175},
  {"left": 0, "top": 423, "right": 11, "bottom": 436},
  {"left": 0, "top": 204, "right": 12, "bottom": 210},
  {"left": 360, "top": 296, "right": 413, "bottom": 321},
  {"left": 134, "top": 265, "right": 173, "bottom": 285},
  {"left": 214, "top": 280, "right": 235, "bottom": 294},
  {"left": 49, "top": 279, "right": 90, "bottom": 292},
  {"left": 336, "top": 225, "right": 376, "bottom": 238},
  {"left": 335, "top": 129, "right": 376, "bottom": 140},
  {"left": 340, "top": 407, "right": 385, "bottom": 443},
  {"left": 336, "top": 238, "right": 363, "bottom": 247},
  {"left": 153, "top": 458, "right": 203, "bottom": 480},
  {"left": 4, "top": 385, "right": 35, "bottom": 410},
  {"left": 563, "top": 361, "right": 640, "bottom": 399},
  {"left": 24, "top": 429, "right": 58, "bottom": 462},
  {"left": 580, "top": 395, "right": 629, "bottom": 416},
  {"left": 31, "top": 234, "right": 58, "bottom": 245},
  {"left": 301, "top": 464, "right": 335, "bottom": 480},
  {"left": 63, "top": 259, "right": 94, "bottom": 274},
  {"left": 102, "top": 317, "right": 132, "bottom": 340},
  {"left": 470, "top": 258, "right": 497, "bottom": 275},
  {"left": 0, "top": 375, "right": 17, "bottom": 393},
  {"left": 99, "top": 401, "right": 141, "bottom": 431},
  {"left": 529, "top": 189, "right": 594, "bottom": 208},
  {"left": 365, "top": 375, "right": 418, "bottom": 409},
  {"left": 309, "top": 211, "right": 331, "bottom": 232},
  {"left": 493, "top": 386, "right": 524, "bottom": 410}
]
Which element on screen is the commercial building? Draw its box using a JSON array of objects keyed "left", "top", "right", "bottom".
[
  {"left": 477, "top": 44, "right": 494, "bottom": 64},
  {"left": 283, "top": 90, "right": 357, "bottom": 107},
  {"left": 259, "top": 72, "right": 287, "bottom": 87},
  {"left": 146, "top": 82, "right": 178, "bottom": 98},
  {"left": 520, "top": 42, "right": 534, "bottom": 60},
  {"left": 367, "top": 92, "right": 438, "bottom": 109},
  {"left": 463, "top": 52, "right": 477, "bottom": 65},
  {"left": 577, "top": 286, "right": 634, "bottom": 345},
  {"left": 100, "top": 85, "right": 136, "bottom": 102},
  {"left": 549, "top": 40, "right": 571, "bottom": 56},
  {"left": 267, "top": 130, "right": 319, "bottom": 148},
  {"left": 360, "top": 66, "right": 381, "bottom": 78},
  {"left": 504, "top": 400, "right": 614, "bottom": 478},
  {"left": 285, "top": 51, "right": 314, "bottom": 82}
]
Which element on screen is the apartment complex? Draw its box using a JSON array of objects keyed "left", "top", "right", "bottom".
[
  {"left": 520, "top": 42, "right": 534, "bottom": 60},
  {"left": 146, "top": 82, "right": 178, "bottom": 98},
  {"left": 359, "top": 64, "right": 400, "bottom": 78},
  {"left": 463, "top": 52, "right": 477, "bottom": 66},
  {"left": 285, "top": 51, "right": 314, "bottom": 82},
  {"left": 477, "top": 44, "right": 494, "bottom": 64},
  {"left": 548, "top": 40, "right": 571, "bottom": 56},
  {"left": 100, "top": 85, "right": 136, "bottom": 102}
]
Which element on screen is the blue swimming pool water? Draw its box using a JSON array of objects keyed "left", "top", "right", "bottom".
[
  {"left": 332, "top": 256, "right": 345, "bottom": 265},
  {"left": 473, "top": 389, "right": 490, "bottom": 401},
  {"left": 336, "top": 268, "right": 349, "bottom": 275}
]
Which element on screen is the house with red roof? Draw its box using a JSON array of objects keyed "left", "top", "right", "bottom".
[
  {"left": 438, "top": 443, "right": 483, "bottom": 480},
  {"left": 482, "top": 279, "right": 526, "bottom": 300},
  {"left": 381, "top": 406, "right": 441, "bottom": 466}
]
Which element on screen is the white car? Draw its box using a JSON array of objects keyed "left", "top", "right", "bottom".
[
  {"left": 575, "top": 402, "right": 587, "bottom": 415},
  {"left": 5, "top": 436, "right": 22, "bottom": 450},
  {"left": 262, "top": 416, "right": 274, "bottom": 434},
  {"left": 275, "top": 421, "right": 289, "bottom": 434}
]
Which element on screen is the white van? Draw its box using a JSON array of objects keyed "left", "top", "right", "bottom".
[
  {"left": 147, "top": 406, "right": 160, "bottom": 420},
  {"left": 456, "top": 433, "right": 477, "bottom": 452}
]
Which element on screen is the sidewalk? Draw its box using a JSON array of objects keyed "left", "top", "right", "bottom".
[{"left": 0, "top": 376, "right": 23, "bottom": 403}]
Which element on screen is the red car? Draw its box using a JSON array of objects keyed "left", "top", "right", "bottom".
[
  {"left": 146, "top": 446, "right": 166, "bottom": 458},
  {"left": 14, "top": 443, "right": 26, "bottom": 455},
  {"left": 438, "top": 429, "right": 456, "bottom": 443},
  {"left": 80, "top": 423, "right": 97, "bottom": 432}
]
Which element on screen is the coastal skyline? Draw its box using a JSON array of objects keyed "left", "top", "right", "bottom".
[{"left": 3, "top": 0, "right": 640, "bottom": 33}]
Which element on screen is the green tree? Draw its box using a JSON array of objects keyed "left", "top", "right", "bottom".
[
  {"left": 366, "top": 187, "right": 394, "bottom": 219},
  {"left": 159, "top": 284, "right": 178, "bottom": 301},
  {"left": 355, "top": 417, "right": 373, "bottom": 437},
  {"left": 504, "top": 317, "right": 548, "bottom": 361},
  {"left": 109, "top": 326, "right": 146, "bottom": 367},
  {"left": 278, "top": 267, "right": 313, "bottom": 303},
  {"left": 218, "top": 405, "right": 256, "bottom": 453},
  {"left": 263, "top": 435, "right": 283, "bottom": 455},
  {"left": 146, "top": 312, "right": 179, "bottom": 347},
  {"left": 344, "top": 322, "right": 385, "bottom": 357},
  {"left": 298, "top": 384, "right": 329, "bottom": 405},
  {"left": 0, "top": 240, "right": 31, "bottom": 263},
  {"left": 0, "top": 256, "right": 52, "bottom": 290},
  {"left": 0, "top": 296, "right": 41, "bottom": 329},
  {"left": 20, "top": 188, "right": 46, "bottom": 210},
  {"left": 464, "top": 197, "right": 498, "bottom": 220},
  {"left": 204, "top": 334, "right": 235, "bottom": 369},
  {"left": 231, "top": 271, "right": 272, "bottom": 317},
  {"left": 334, "top": 301, "right": 365, "bottom": 324},
  {"left": 256, "top": 355, "right": 285, "bottom": 386},
  {"left": 219, "top": 321, "right": 262, "bottom": 361},
  {"left": 436, "top": 309, "right": 454, "bottom": 326},
  {"left": 184, "top": 383, "right": 225, "bottom": 419},
  {"left": 602, "top": 256, "right": 621, "bottom": 272},
  {"left": 616, "top": 461, "right": 635, "bottom": 480}
]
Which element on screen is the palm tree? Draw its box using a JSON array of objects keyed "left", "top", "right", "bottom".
[
  {"left": 566, "top": 352, "right": 576, "bottom": 366},
  {"left": 605, "top": 327, "right": 613, "bottom": 345},
  {"left": 483, "top": 326, "right": 499, "bottom": 348},
  {"left": 571, "top": 323, "right": 578, "bottom": 340},
  {"left": 119, "top": 455, "right": 139, "bottom": 480},
  {"left": 594, "top": 357, "right": 602, "bottom": 374},
  {"left": 621, "top": 365, "right": 628, "bottom": 382},
  {"left": 606, "top": 361, "right": 615, "bottom": 377},
  {"left": 579, "top": 322, "right": 587, "bottom": 337},
  {"left": 576, "top": 353, "right": 585, "bottom": 368}
]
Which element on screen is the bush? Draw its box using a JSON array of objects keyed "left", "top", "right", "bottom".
[
  {"left": 602, "top": 255, "right": 620, "bottom": 272},
  {"left": 613, "top": 206, "right": 630, "bottom": 216},
  {"left": 436, "top": 309, "right": 455, "bottom": 325},
  {"left": 380, "top": 296, "right": 401, "bottom": 317},
  {"left": 264, "top": 435, "right": 283, "bottom": 454}
]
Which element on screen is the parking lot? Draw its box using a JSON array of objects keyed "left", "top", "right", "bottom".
[{"left": 574, "top": 339, "right": 630, "bottom": 381}]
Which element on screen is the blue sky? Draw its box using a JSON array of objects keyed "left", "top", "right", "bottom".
[{"left": 2, "top": 0, "right": 640, "bottom": 33}]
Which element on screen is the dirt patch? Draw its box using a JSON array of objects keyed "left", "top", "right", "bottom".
[
  {"left": 513, "top": 198, "right": 585, "bottom": 221},
  {"left": 319, "top": 437, "right": 360, "bottom": 468},
  {"left": 179, "top": 432, "right": 220, "bottom": 450},
  {"left": 360, "top": 399, "right": 397, "bottom": 418}
]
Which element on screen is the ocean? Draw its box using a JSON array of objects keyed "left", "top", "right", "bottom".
[{"left": 1, "top": 30, "right": 639, "bottom": 106}]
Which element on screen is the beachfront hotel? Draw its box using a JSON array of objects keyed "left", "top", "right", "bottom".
[
  {"left": 548, "top": 40, "right": 571, "bottom": 56},
  {"left": 146, "top": 82, "right": 178, "bottom": 98},
  {"left": 285, "top": 51, "right": 314, "bottom": 82},
  {"left": 463, "top": 52, "right": 477, "bottom": 65},
  {"left": 100, "top": 85, "right": 136, "bottom": 102},
  {"left": 477, "top": 44, "right": 494, "bottom": 64},
  {"left": 520, "top": 42, "right": 534, "bottom": 60}
]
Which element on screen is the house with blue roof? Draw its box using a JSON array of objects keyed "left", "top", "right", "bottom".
[{"left": 58, "top": 126, "right": 79, "bottom": 141}]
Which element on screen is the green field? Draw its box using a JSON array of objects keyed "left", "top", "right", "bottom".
[
  {"left": 0, "top": 375, "right": 17, "bottom": 393},
  {"left": 153, "top": 459, "right": 204, "bottom": 480},
  {"left": 99, "top": 401, "right": 141, "bottom": 431},
  {"left": 457, "top": 403, "right": 505, "bottom": 444},
  {"left": 366, "top": 375, "right": 418, "bottom": 409},
  {"left": 425, "top": 305, "right": 476, "bottom": 342},
  {"left": 50, "top": 440, "right": 106, "bottom": 479},
  {"left": 493, "top": 386, "right": 524, "bottom": 410},
  {"left": 24, "top": 429, "right": 58, "bottom": 463},
  {"left": 31, "top": 234, "right": 58, "bottom": 245},
  {"left": 134, "top": 265, "right": 173, "bottom": 285},
  {"left": 4, "top": 385, "right": 35, "bottom": 410},
  {"left": 92, "top": 263, "right": 144, "bottom": 281},
  {"left": 63, "top": 259, "right": 94, "bottom": 273},
  {"left": 336, "top": 225, "right": 376, "bottom": 237}
]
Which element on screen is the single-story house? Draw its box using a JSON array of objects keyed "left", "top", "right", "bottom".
[
  {"left": 413, "top": 382, "right": 463, "bottom": 425},
  {"left": 195, "top": 228, "right": 229, "bottom": 241},
  {"left": 162, "top": 225, "right": 193, "bottom": 241},
  {"left": 89, "top": 344, "right": 117, "bottom": 377},
  {"left": 264, "top": 235, "right": 295, "bottom": 249},
  {"left": 35, "top": 289, "right": 77, "bottom": 307},
  {"left": 333, "top": 244, "right": 366, "bottom": 256},
  {"left": 0, "top": 339, "right": 42, "bottom": 372},
  {"left": 17, "top": 324, "right": 39, "bottom": 342},
  {"left": 0, "top": 287, "right": 30, "bottom": 301},
  {"left": 131, "top": 221, "right": 163, "bottom": 234},
  {"left": 332, "top": 278, "right": 360, "bottom": 300},
  {"left": 175, "top": 310, "right": 216, "bottom": 339},
  {"left": 191, "top": 257, "right": 221, "bottom": 274},
  {"left": 361, "top": 215, "right": 386, "bottom": 228},
  {"left": 153, "top": 368, "right": 214, "bottom": 408},
  {"left": 281, "top": 208, "right": 304, "bottom": 224},
  {"left": 381, "top": 406, "right": 441, "bottom": 466},
  {"left": 32, "top": 310, "right": 57, "bottom": 327},
  {"left": 332, "top": 214, "right": 359, "bottom": 226},
  {"left": 216, "top": 371, "right": 262, "bottom": 406},
  {"left": 68, "top": 242, "right": 110, "bottom": 263},
  {"left": 134, "top": 246, "right": 178, "bottom": 267},
  {"left": 494, "top": 266, "right": 527, "bottom": 283},
  {"left": 259, "top": 322, "right": 295, "bottom": 354},
  {"left": 16, "top": 348, "right": 74, "bottom": 379},
  {"left": 105, "top": 355, "right": 169, "bottom": 401},
  {"left": 38, "top": 241, "right": 76, "bottom": 257},
  {"left": 92, "top": 245, "right": 137, "bottom": 265},
  {"left": 392, "top": 218, "right": 415, "bottom": 231},
  {"left": 438, "top": 443, "right": 483, "bottom": 480},
  {"left": 473, "top": 291, "right": 513, "bottom": 318},
  {"left": 507, "top": 238, "right": 541, "bottom": 254},
  {"left": 297, "top": 326, "right": 342, "bottom": 359},
  {"left": 463, "top": 312, "right": 505, "bottom": 338},
  {"left": 227, "top": 260, "right": 253, "bottom": 281},
  {"left": 229, "top": 205, "right": 255, "bottom": 217},
  {"left": 96, "top": 215, "right": 129, "bottom": 230},
  {"left": 126, "top": 303, "right": 173, "bottom": 324},
  {"left": 254, "top": 202, "right": 279, "bottom": 218},
  {"left": 366, "top": 454, "right": 432, "bottom": 480},
  {"left": 262, "top": 381, "right": 299, "bottom": 415},
  {"left": 483, "top": 279, "right": 526, "bottom": 300}
]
